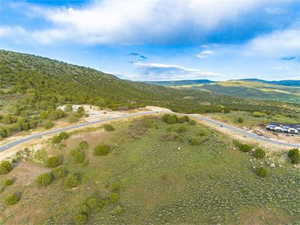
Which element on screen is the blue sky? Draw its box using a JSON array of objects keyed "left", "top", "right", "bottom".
[{"left": 1, "top": 0, "right": 300, "bottom": 81}]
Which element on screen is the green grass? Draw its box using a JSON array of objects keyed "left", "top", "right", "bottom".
[
  {"left": 0, "top": 116, "right": 299, "bottom": 225},
  {"left": 209, "top": 111, "right": 300, "bottom": 128}
]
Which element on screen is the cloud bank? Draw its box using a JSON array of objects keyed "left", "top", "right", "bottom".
[{"left": 25, "top": 0, "right": 292, "bottom": 45}]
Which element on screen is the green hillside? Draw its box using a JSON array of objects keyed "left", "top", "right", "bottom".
[{"left": 0, "top": 50, "right": 299, "bottom": 139}]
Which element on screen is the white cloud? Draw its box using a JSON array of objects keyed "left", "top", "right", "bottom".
[
  {"left": 245, "top": 28, "right": 300, "bottom": 57},
  {"left": 196, "top": 50, "right": 214, "bottom": 58},
  {"left": 134, "top": 62, "right": 222, "bottom": 81},
  {"left": 27, "top": 0, "right": 290, "bottom": 44}
]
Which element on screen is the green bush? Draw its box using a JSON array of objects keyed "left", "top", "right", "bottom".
[
  {"left": 73, "top": 213, "right": 88, "bottom": 225},
  {"left": 188, "top": 137, "right": 201, "bottom": 146},
  {"left": 288, "top": 149, "right": 300, "bottom": 164},
  {"left": 109, "top": 193, "right": 120, "bottom": 203},
  {"left": 0, "top": 161, "right": 13, "bottom": 175},
  {"left": 43, "top": 120, "right": 54, "bottom": 129},
  {"left": 5, "top": 192, "right": 21, "bottom": 205},
  {"left": 252, "top": 111, "right": 267, "bottom": 118},
  {"left": 162, "top": 114, "right": 178, "bottom": 124},
  {"left": 79, "top": 141, "right": 89, "bottom": 150},
  {"left": 256, "top": 167, "right": 268, "bottom": 178},
  {"left": 188, "top": 120, "right": 196, "bottom": 126},
  {"left": 86, "top": 197, "right": 98, "bottom": 209},
  {"left": 178, "top": 116, "right": 190, "bottom": 123},
  {"left": 52, "top": 167, "right": 68, "bottom": 179},
  {"left": 233, "top": 141, "right": 252, "bottom": 152},
  {"left": 64, "top": 173, "right": 81, "bottom": 188},
  {"left": 70, "top": 148, "right": 86, "bottom": 163},
  {"left": 4, "top": 178, "right": 14, "bottom": 186},
  {"left": 104, "top": 124, "right": 115, "bottom": 132},
  {"left": 79, "top": 203, "right": 90, "bottom": 215},
  {"left": 175, "top": 126, "right": 187, "bottom": 133},
  {"left": 46, "top": 156, "right": 63, "bottom": 168},
  {"left": 36, "top": 172, "right": 54, "bottom": 187},
  {"left": 253, "top": 148, "right": 266, "bottom": 159},
  {"left": 237, "top": 117, "right": 244, "bottom": 123},
  {"left": 52, "top": 132, "right": 70, "bottom": 144},
  {"left": 94, "top": 145, "right": 111, "bottom": 156}
]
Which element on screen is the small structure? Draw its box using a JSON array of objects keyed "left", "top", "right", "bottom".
[{"left": 266, "top": 122, "right": 300, "bottom": 134}]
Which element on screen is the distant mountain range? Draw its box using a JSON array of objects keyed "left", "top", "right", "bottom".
[{"left": 148, "top": 79, "right": 300, "bottom": 87}]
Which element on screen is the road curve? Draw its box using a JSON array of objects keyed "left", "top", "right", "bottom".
[
  {"left": 0, "top": 111, "right": 159, "bottom": 153},
  {"left": 1, "top": 111, "right": 300, "bottom": 155},
  {"left": 190, "top": 114, "right": 300, "bottom": 149}
]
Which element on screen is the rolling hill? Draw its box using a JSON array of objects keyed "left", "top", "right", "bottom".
[
  {"left": 0, "top": 49, "right": 300, "bottom": 140},
  {"left": 151, "top": 78, "right": 300, "bottom": 104}
]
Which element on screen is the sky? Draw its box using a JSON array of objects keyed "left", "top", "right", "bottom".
[{"left": 1, "top": 0, "right": 300, "bottom": 81}]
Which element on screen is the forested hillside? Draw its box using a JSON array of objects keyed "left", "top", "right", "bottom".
[{"left": 0, "top": 50, "right": 299, "bottom": 139}]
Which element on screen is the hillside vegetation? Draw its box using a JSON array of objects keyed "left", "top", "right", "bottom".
[
  {"left": 1, "top": 50, "right": 300, "bottom": 139},
  {"left": 0, "top": 116, "right": 300, "bottom": 225}
]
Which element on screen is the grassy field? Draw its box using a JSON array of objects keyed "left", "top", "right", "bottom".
[
  {"left": 208, "top": 111, "right": 300, "bottom": 128},
  {"left": 0, "top": 116, "right": 300, "bottom": 225}
]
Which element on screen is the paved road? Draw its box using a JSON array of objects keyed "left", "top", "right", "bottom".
[
  {"left": 190, "top": 114, "right": 300, "bottom": 148},
  {"left": 1, "top": 111, "right": 300, "bottom": 155},
  {"left": 0, "top": 111, "right": 159, "bottom": 153}
]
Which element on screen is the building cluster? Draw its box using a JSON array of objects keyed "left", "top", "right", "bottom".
[{"left": 266, "top": 122, "right": 300, "bottom": 134}]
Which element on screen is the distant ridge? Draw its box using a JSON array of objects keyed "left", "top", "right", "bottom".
[
  {"left": 239, "top": 79, "right": 300, "bottom": 87},
  {"left": 147, "top": 79, "right": 214, "bottom": 86},
  {"left": 149, "top": 78, "right": 300, "bottom": 87}
]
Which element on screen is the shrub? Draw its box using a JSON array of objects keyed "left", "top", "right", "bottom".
[
  {"left": 253, "top": 148, "right": 266, "bottom": 159},
  {"left": 188, "top": 120, "right": 196, "bottom": 126},
  {"left": 59, "top": 132, "right": 70, "bottom": 140},
  {"left": 237, "top": 117, "right": 244, "bottom": 123},
  {"left": 256, "top": 167, "right": 268, "bottom": 178},
  {"left": 79, "top": 141, "right": 89, "bottom": 150},
  {"left": 288, "top": 149, "right": 300, "bottom": 164},
  {"left": 4, "top": 178, "right": 14, "bottom": 186},
  {"left": 86, "top": 197, "right": 98, "bottom": 209},
  {"left": 94, "top": 145, "right": 111, "bottom": 156},
  {"left": 178, "top": 116, "right": 190, "bottom": 123},
  {"left": 188, "top": 137, "right": 203, "bottom": 146},
  {"left": 64, "top": 173, "right": 81, "bottom": 188},
  {"left": 36, "top": 172, "right": 54, "bottom": 187},
  {"left": 73, "top": 213, "right": 88, "bottom": 225},
  {"left": 79, "top": 203, "right": 90, "bottom": 215},
  {"left": 0, "top": 161, "right": 13, "bottom": 175},
  {"left": 70, "top": 148, "right": 86, "bottom": 163},
  {"left": 43, "top": 120, "right": 54, "bottom": 129},
  {"left": 162, "top": 114, "right": 178, "bottom": 124},
  {"left": 52, "top": 132, "right": 70, "bottom": 144},
  {"left": 104, "top": 124, "right": 115, "bottom": 132},
  {"left": 233, "top": 141, "right": 252, "bottom": 152},
  {"left": 46, "top": 156, "right": 63, "bottom": 168},
  {"left": 252, "top": 111, "right": 267, "bottom": 118},
  {"left": 175, "top": 126, "right": 187, "bottom": 133},
  {"left": 52, "top": 167, "right": 68, "bottom": 179},
  {"left": 109, "top": 193, "right": 120, "bottom": 203},
  {"left": 5, "top": 192, "right": 21, "bottom": 205}
]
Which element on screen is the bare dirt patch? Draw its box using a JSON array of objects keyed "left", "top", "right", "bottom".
[{"left": 9, "top": 162, "right": 50, "bottom": 186}]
